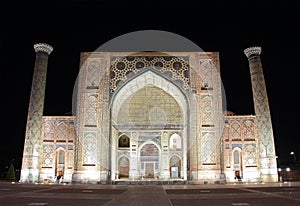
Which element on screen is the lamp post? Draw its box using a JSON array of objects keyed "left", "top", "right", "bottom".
[
  {"left": 286, "top": 167, "right": 291, "bottom": 181},
  {"left": 290, "top": 151, "right": 297, "bottom": 163},
  {"left": 277, "top": 168, "right": 283, "bottom": 182},
  {"left": 276, "top": 156, "right": 282, "bottom": 182},
  {"left": 275, "top": 155, "right": 280, "bottom": 167}
]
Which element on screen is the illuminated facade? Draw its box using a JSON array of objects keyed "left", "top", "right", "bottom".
[{"left": 20, "top": 43, "right": 278, "bottom": 184}]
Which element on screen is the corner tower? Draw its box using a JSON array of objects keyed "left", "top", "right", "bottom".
[
  {"left": 244, "top": 46, "right": 278, "bottom": 182},
  {"left": 20, "top": 43, "right": 53, "bottom": 183}
]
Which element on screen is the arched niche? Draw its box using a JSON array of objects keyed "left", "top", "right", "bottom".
[{"left": 118, "top": 134, "right": 130, "bottom": 148}]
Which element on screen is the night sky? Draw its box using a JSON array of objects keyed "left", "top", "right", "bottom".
[{"left": 0, "top": 0, "right": 299, "bottom": 172}]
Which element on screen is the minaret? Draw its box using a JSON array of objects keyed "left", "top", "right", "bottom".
[
  {"left": 20, "top": 43, "right": 53, "bottom": 183},
  {"left": 244, "top": 46, "right": 278, "bottom": 182}
]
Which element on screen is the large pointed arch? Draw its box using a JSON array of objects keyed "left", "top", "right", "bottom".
[
  {"left": 111, "top": 70, "right": 188, "bottom": 123},
  {"left": 110, "top": 70, "right": 197, "bottom": 180}
]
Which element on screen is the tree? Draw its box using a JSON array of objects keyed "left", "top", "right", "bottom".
[{"left": 5, "top": 163, "right": 15, "bottom": 181}]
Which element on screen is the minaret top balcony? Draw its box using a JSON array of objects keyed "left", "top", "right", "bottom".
[
  {"left": 33, "top": 43, "right": 53, "bottom": 55},
  {"left": 244, "top": 46, "right": 261, "bottom": 58}
]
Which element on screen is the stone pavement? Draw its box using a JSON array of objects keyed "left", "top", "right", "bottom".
[
  {"left": 104, "top": 186, "right": 171, "bottom": 206},
  {"left": 104, "top": 181, "right": 300, "bottom": 205},
  {"left": 0, "top": 181, "right": 300, "bottom": 206}
]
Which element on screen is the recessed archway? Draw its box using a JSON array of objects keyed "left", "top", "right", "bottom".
[
  {"left": 110, "top": 70, "right": 195, "bottom": 180},
  {"left": 55, "top": 148, "right": 65, "bottom": 180},
  {"left": 170, "top": 155, "right": 181, "bottom": 178},
  {"left": 118, "top": 156, "right": 130, "bottom": 178},
  {"left": 233, "top": 147, "right": 243, "bottom": 179},
  {"left": 139, "top": 141, "right": 160, "bottom": 178}
]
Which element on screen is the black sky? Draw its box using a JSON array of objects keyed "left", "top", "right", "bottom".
[{"left": 0, "top": 0, "right": 299, "bottom": 171}]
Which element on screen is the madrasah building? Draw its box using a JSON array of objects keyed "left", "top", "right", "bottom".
[{"left": 20, "top": 32, "right": 278, "bottom": 184}]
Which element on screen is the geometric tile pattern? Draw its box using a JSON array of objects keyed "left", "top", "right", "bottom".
[
  {"left": 201, "top": 95, "right": 213, "bottom": 125},
  {"left": 87, "top": 61, "right": 101, "bottom": 87},
  {"left": 57, "top": 122, "right": 68, "bottom": 141},
  {"left": 244, "top": 143, "right": 257, "bottom": 165},
  {"left": 110, "top": 55, "right": 190, "bottom": 93},
  {"left": 199, "top": 59, "right": 213, "bottom": 86},
  {"left": 42, "top": 145, "right": 54, "bottom": 167},
  {"left": 84, "top": 95, "right": 97, "bottom": 126},
  {"left": 201, "top": 133, "right": 216, "bottom": 163},
  {"left": 230, "top": 122, "right": 241, "bottom": 139},
  {"left": 83, "top": 132, "right": 97, "bottom": 165},
  {"left": 44, "top": 120, "right": 55, "bottom": 140},
  {"left": 243, "top": 120, "right": 255, "bottom": 138}
]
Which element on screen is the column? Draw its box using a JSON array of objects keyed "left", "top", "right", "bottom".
[
  {"left": 20, "top": 43, "right": 53, "bottom": 183},
  {"left": 244, "top": 46, "right": 278, "bottom": 182}
]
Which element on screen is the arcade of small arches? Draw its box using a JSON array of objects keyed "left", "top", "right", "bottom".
[{"left": 115, "top": 133, "right": 183, "bottom": 179}]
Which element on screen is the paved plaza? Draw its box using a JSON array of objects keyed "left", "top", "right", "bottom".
[{"left": 0, "top": 181, "right": 300, "bottom": 206}]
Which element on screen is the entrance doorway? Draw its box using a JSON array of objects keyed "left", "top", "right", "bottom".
[
  {"left": 170, "top": 156, "right": 181, "bottom": 178},
  {"left": 171, "top": 167, "right": 179, "bottom": 178},
  {"left": 145, "top": 163, "right": 155, "bottom": 178},
  {"left": 55, "top": 149, "right": 65, "bottom": 178},
  {"left": 140, "top": 143, "right": 159, "bottom": 178},
  {"left": 233, "top": 149, "right": 243, "bottom": 181},
  {"left": 118, "top": 156, "right": 129, "bottom": 178}
]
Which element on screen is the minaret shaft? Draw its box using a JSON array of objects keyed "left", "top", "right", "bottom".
[
  {"left": 244, "top": 47, "right": 278, "bottom": 182},
  {"left": 20, "top": 43, "right": 53, "bottom": 183}
]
